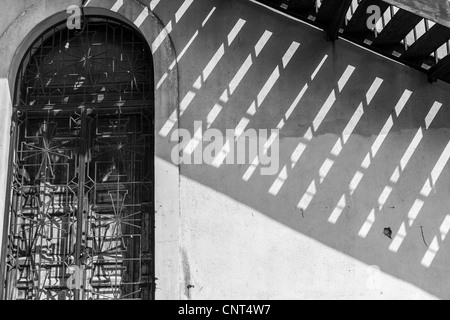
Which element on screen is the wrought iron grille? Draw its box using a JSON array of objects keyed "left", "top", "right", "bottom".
[{"left": 3, "top": 17, "right": 155, "bottom": 300}]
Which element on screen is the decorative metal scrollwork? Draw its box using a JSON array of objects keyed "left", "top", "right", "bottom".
[{"left": 4, "top": 17, "right": 154, "bottom": 300}]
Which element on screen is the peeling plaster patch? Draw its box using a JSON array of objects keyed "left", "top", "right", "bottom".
[{"left": 384, "top": 228, "right": 393, "bottom": 239}]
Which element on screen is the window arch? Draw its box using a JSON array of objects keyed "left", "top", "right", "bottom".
[{"left": 4, "top": 16, "right": 155, "bottom": 300}]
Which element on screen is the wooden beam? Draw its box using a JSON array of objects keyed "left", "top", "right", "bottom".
[
  {"left": 382, "top": 0, "right": 450, "bottom": 30},
  {"left": 317, "top": 0, "right": 353, "bottom": 41},
  {"left": 428, "top": 54, "right": 450, "bottom": 82},
  {"left": 345, "top": 0, "right": 390, "bottom": 35},
  {"left": 402, "top": 23, "right": 450, "bottom": 59},
  {"left": 372, "top": 9, "right": 422, "bottom": 46}
]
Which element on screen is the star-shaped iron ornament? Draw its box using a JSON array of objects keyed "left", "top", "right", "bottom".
[
  {"left": 63, "top": 30, "right": 109, "bottom": 88},
  {"left": 20, "top": 122, "right": 72, "bottom": 181},
  {"left": 117, "top": 52, "right": 147, "bottom": 93}
]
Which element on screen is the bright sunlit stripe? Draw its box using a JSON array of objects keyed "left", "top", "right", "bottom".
[
  {"left": 111, "top": 0, "right": 123, "bottom": 12},
  {"left": 397, "top": 130, "right": 424, "bottom": 176},
  {"left": 200, "top": 45, "right": 225, "bottom": 83},
  {"left": 229, "top": 55, "right": 254, "bottom": 98},
  {"left": 150, "top": 0, "right": 161, "bottom": 11},
  {"left": 390, "top": 139, "right": 450, "bottom": 253},
  {"left": 156, "top": 73, "right": 169, "bottom": 90},
  {"left": 170, "top": 31, "right": 199, "bottom": 71},
  {"left": 211, "top": 117, "right": 251, "bottom": 168},
  {"left": 180, "top": 91, "right": 196, "bottom": 114},
  {"left": 152, "top": 21, "right": 173, "bottom": 53},
  {"left": 282, "top": 84, "right": 309, "bottom": 126},
  {"left": 338, "top": 66, "right": 355, "bottom": 92},
  {"left": 421, "top": 215, "right": 450, "bottom": 267},
  {"left": 234, "top": 118, "right": 251, "bottom": 140},
  {"left": 394, "top": 90, "right": 413, "bottom": 117},
  {"left": 159, "top": 19, "right": 246, "bottom": 137},
  {"left": 175, "top": 0, "right": 195, "bottom": 23},
  {"left": 184, "top": 125, "right": 203, "bottom": 155},
  {"left": 247, "top": 67, "right": 280, "bottom": 116},
  {"left": 297, "top": 181, "right": 317, "bottom": 211},
  {"left": 228, "top": 19, "right": 246, "bottom": 46},
  {"left": 207, "top": 104, "right": 223, "bottom": 128},
  {"left": 329, "top": 195, "right": 346, "bottom": 224},
  {"left": 426, "top": 102, "right": 443, "bottom": 129},
  {"left": 255, "top": 31, "right": 273, "bottom": 57},
  {"left": 282, "top": 42, "right": 301, "bottom": 68},
  {"left": 134, "top": 6, "right": 149, "bottom": 27},
  {"left": 311, "top": 55, "right": 328, "bottom": 80},
  {"left": 202, "top": 6, "right": 216, "bottom": 26}
]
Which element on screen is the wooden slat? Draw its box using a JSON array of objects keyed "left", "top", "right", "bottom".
[
  {"left": 289, "top": 0, "right": 316, "bottom": 11},
  {"left": 345, "top": 0, "right": 390, "bottom": 35},
  {"left": 317, "top": 0, "right": 353, "bottom": 41},
  {"left": 316, "top": 0, "right": 348, "bottom": 24},
  {"left": 372, "top": 9, "right": 422, "bottom": 46},
  {"left": 382, "top": 0, "right": 450, "bottom": 30},
  {"left": 428, "top": 55, "right": 450, "bottom": 82},
  {"left": 402, "top": 24, "right": 450, "bottom": 59}
]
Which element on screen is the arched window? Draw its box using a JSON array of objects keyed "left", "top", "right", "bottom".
[{"left": 4, "top": 17, "right": 154, "bottom": 300}]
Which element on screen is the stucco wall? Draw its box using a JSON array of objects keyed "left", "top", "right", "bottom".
[
  {"left": 167, "top": 0, "right": 450, "bottom": 300},
  {"left": 1, "top": 0, "right": 450, "bottom": 300}
]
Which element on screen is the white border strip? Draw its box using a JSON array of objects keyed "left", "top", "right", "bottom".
[{"left": 248, "top": 0, "right": 322, "bottom": 31}]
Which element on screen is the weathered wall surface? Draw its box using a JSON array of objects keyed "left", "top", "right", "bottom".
[
  {"left": 1, "top": 0, "right": 450, "bottom": 300},
  {"left": 167, "top": 0, "right": 450, "bottom": 300}
]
